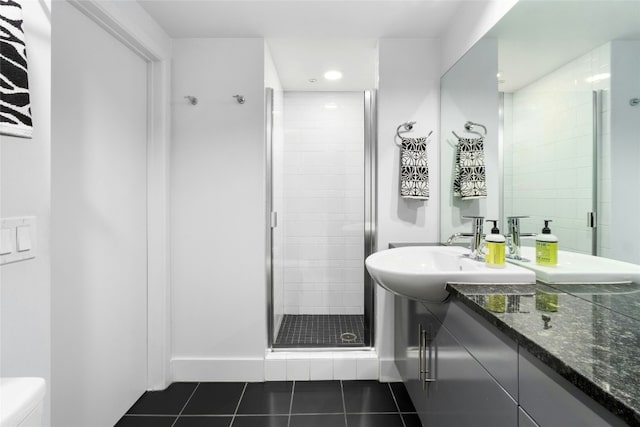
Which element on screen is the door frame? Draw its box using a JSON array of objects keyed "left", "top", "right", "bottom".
[{"left": 66, "top": 0, "right": 172, "bottom": 390}]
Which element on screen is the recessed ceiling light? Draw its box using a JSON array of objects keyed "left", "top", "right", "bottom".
[
  {"left": 324, "top": 70, "right": 343, "bottom": 81},
  {"left": 324, "top": 103, "right": 338, "bottom": 109},
  {"left": 308, "top": 78, "right": 317, "bottom": 83}
]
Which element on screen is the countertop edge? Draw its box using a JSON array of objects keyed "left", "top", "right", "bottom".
[{"left": 446, "top": 284, "right": 640, "bottom": 426}]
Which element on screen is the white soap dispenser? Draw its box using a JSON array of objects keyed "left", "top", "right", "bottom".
[
  {"left": 485, "top": 220, "right": 505, "bottom": 268},
  {"left": 536, "top": 220, "right": 558, "bottom": 266}
]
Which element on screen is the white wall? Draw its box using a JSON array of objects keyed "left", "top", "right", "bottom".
[
  {"left": 51, "top": 1, "right": 151, "bottom": 425},
  {"left": 440, "top": 0, "right": 518, "bottom": 76},
  {"left": 505, "top": 43, "right": 610, "bottom": 255},
  {"left": 376, "top": 38, "right": 441, "bottom": 379},
  {"left": 0, "top": 0, "right": 51, "bottom": 424},
  {"left": 280, "top": 92, "right": 365, "bottom": 316},
  {"left": 171, "top": 38, "right": 267, "bottom": 380},
  {"left": 440, "top": 38, "right": 500, "bottom": 241},
  {"left": 610, "top": 40, "right": 640, "bottom": 263},
  {"left": 377, "top": 39, "right": 442, "bottom": 249},
  {"left": 265, "top": 42, "right": 285, "bottom": 338}
]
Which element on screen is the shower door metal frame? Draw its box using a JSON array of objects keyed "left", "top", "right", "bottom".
[
  {"left": 362, "top": 90, "right": 377, "bottom": 349},
  {"left": 266, "top": 87, "right": 275, "bottom": 349},
  {"left": 266, "top": 89, "right": 377, "bottom": 350},
  {"left": 591, "top": 90, "right": 601, "bottom": 256}
]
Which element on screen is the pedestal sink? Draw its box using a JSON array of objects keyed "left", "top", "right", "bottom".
[{"left": 365, "top": 246, "right": 536, "bottom": 303}]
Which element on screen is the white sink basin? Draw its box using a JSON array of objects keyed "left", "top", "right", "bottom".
[
  {"left": 365, "top": 246, "right": 536, "bottom": 302},
  {"left": 508, "top": 247, "right": 640, "bottom": 284}
]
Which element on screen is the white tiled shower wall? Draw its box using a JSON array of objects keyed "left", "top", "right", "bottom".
[
  {"left": 504, "top": 43, "right": 610, "bottom": 254},
  {"left": 280, "top": 92, "right": 365, "bottom": 315}
]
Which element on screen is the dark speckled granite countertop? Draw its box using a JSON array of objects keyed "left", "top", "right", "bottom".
[
  {"left": 447, "top": 282, "right": 640, "bottom": 426},
  {"left": 387, "top": 243, "right": 640, "bottom": 424}
]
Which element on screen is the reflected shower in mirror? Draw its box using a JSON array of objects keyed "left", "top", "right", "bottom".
[{"left": 440, "top": 0, "right": 640, "bottom": 265}]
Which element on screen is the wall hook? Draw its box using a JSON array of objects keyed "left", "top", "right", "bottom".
[
  {"left": 233, "top": 95, "right": 246, "bottom": 104},
  {"left": 184, "top": 96, "right": 198, "bottom": 106}
]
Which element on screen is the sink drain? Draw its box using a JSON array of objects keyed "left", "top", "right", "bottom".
[{"left": 340, "top": 332, "right": 357, "bottom": 342}]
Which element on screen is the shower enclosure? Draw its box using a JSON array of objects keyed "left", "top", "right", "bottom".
[
  {"left": 266, "top": 89, "right": 376, "bottom": 348},
  {"left": 501, "top": 60, "right": 603, "bottom": 256}
]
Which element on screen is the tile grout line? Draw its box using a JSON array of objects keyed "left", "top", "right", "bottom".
[
  {"left": 388, "top": 383, "right": 408, "bottom": 427},
  {"left": 287, "top": 381, "right": 296, "bottom": 427},
  {"left": 229, "top": 382, "right": 248, "bottom": 427},
  {"left": 169, "top": 382, "right": 200, "bottom": 427},
  {"left": 340, "top": 380, "right": 348, "bottom": 427}
]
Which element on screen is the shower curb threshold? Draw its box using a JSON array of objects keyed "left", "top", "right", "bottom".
[{"left": 264, "top": 349, "right": 379, "bottom": 382}]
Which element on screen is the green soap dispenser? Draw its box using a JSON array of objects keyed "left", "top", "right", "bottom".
[
  {"left": 485, "top": 220, "right": 505, "bottom": 268},
  {"left": 536, "top": 220, "right": 558, "bottom": 266}
]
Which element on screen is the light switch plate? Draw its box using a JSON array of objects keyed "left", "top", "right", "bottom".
[
  {"left": 16, "top": 225, "right": 32, "bottom": 252},
  {"left": 0, "top": 228, "right": 14, "bottom": 255},
  {"left": 0, "top": 217, "right": 36, "bottom": 265}
]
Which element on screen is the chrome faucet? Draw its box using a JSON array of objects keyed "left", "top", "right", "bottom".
[
  {"left": 446, "top": 216, "right": 485, "bottom": 261},
  {"left": 505, "top": 216, "right": 536, "bottom": 261}
]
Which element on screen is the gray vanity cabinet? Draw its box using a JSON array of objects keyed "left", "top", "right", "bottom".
[
  {"left": 424, "top": 299, "right": 519, "bottom": 399},
  {"left": 518, "top": 348, "right": 628, "bottom": 427},
  {"left": 394, "top": 296, "right": 429, "bottom": 417},
  {"left": 394, "top": 295, "right": 517, "bottom": 427},
  {"left": 395, "top": 293, "right": 631, "bottom": 427},
  {"left": 519, "top": 408, "right": 540, "bottom": 427}
]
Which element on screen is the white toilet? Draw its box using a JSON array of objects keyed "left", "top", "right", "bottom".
[{"left": 0, "top": 378, "right": 46, "bottom": 427}]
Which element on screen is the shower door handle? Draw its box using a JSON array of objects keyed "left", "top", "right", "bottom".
[{"left": 270, "top": 211, "right": 278, "bottom": 228}]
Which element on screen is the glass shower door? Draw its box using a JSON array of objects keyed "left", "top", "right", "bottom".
[{"left": 267, "top": 90, "right": 376, "bottom": 348}]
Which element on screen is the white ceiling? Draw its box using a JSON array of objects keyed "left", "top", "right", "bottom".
[
  {"left": 138, "top": 1, "right": 463, "bottom": 39},
  {"left": 267, "top": 38, "right": 377, "bottom": 91},
  {"left": 138, "top": 0, "right": 465, "bottom": 90},
  {"left": 487, "top": 1, "right": 640, "bottom": 92}
]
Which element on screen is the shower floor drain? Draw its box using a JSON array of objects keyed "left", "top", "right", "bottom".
[{"left": 340, "top": 332, "right": 357, "bottom": 342}]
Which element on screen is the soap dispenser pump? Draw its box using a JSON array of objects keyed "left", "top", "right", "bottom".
[
  {"left": 536, "top": 220, "right": 558, "bottom": 266},
  {"left": 485, "top": 220, "right": 505, "bottom": 268}
]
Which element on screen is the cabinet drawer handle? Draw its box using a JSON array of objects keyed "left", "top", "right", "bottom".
[
  {"left": 418, "top": 323, "right": 424, "bottom": 382},
  {"left": 423, "top": 325, "right": 437, "bottom": 385}
]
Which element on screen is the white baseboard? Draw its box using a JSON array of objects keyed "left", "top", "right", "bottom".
[{"left": 171, "top": 358, "right": 265, "bottom": 382}]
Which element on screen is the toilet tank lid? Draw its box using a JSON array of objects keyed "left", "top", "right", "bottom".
[{"left": 0, "top": 378, "right": 46, "bottom": 427}]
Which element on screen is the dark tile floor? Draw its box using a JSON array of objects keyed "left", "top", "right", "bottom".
[
  {"left": 116, "top": 380, "right": 422, "bottom": 427},
  {"left": 274, "top": 315, "right": 366, "bottom": 347}
]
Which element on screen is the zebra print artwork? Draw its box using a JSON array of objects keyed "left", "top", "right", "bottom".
[{"left": 1, "top": 0, "right": 33, "bottom": 138}]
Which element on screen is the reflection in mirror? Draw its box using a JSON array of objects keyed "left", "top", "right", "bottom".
[
  {"left": 502, "top": 44, "right": 600, "bottom": 256},
  {"left": 439, "top": 39, "right": 499, "bottom": 242},
  {"left": 441, "top": 1, "right": 640, "bottom": 264}
]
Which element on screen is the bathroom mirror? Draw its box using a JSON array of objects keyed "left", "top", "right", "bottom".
[{"left": 440, "top": 0, "right": 640, "bottom": 265}]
